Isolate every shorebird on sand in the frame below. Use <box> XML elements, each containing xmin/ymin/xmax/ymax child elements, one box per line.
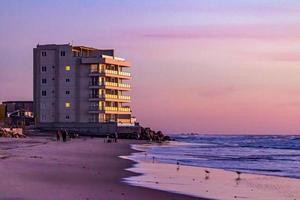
<box><xmin>205</xmin><ymin>170</ymin><xmax>210</xmax><ymax>180</ymax></box>
<box><xmin>236</xmin><ymin>171</ymin><xmax>242</xmax><ymax>181</ymax></box>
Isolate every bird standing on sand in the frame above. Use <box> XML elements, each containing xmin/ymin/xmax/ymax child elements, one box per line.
<box><xmin>236</xmin><ymin>171</ymin><xmax>242</xmax><ymax>181</ymax></box>
<box><xmin>205</xmin><ymin>170</ymin><xmax>210</xmax><ymax>180</ymax></box>
<box><xmin>176</xmin><ymin>161</ymin><xmax>180</xmax><ymax>171</ymax></box>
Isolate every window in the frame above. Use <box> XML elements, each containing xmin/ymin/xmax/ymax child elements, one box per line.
<box><xmin>66</xmin><ymin>115</ymin><xmax>70</xmax><ymax>119</ymax></box>
<box><xmin>61</xmin><ymin>51</ymin><xmax>66</xmax><ymax>56</ymax></box>
<box><xmin>66</xmin><ymin>91</ymin><xmax>70</xmax><ymax>95</ymax></box>
<box><xmin>66</xmin><ymin>79</ymin><xmax>70</xmax><ymax>82</ymax></box>
<box><xmin>42</xmin><ymin>79</ymin><xmax>47</xmax><ymax>84</ymax></box>
<box><xmin>42</xmin><ymin>91</ymin><xmax>47</xmax><ymax>96</ymax></box>
<box><xmin>41</xmin><ymin>52</ymin><xmax>47</xmax><ymax>56</ymax></box>
<box><xmin>65</xmin><ymin>65</ymin><xmax>71</xmax><ymax>71</ymax></box>
<box><xmin>52</xmin><ymin>66</ymin><xmax>55</xmax><ymax>69</ymax></box>
<box><xmin>41</xmin><ymin>66</ymin><xmax>47</xmax><ymax>72</ymax></box>
<box><xmin>65</xmin><ymin>102</ymin><xmax>71</xmax><ymax>108</ymax></box>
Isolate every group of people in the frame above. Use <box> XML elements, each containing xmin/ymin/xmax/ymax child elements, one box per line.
<box><xmin>104</xmin><ymin>132</ymin><xmax>118</xmax><ymax>143</ymax></box>
<box><xmin>56</xmin><ymin>129</ymin><xmax>68</xmax><ymax>142</ymax></box>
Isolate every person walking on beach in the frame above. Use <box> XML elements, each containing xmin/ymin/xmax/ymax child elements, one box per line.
<box><xmin>56</xmin><ymin>130</ymin><xmax>61</xmax><ymax>141</ymax></box>
<box><xmin>62</xmin><ymin>130</ymin><xmax>67</xmax><ymax>142</ymax></box>
<box><xmin>114</xmin><ymin>131</ymin><xmax>118</xmax><ymax>143</ymax></box>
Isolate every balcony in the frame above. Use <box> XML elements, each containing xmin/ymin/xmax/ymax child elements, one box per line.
<box><xmin>89</xmin><ymin>94</ymin><xmax>131</xmax><ymax>102</ymax></box>
<box><xmin>89</xmin><ymin>70</ymin><xmax>131</xmax><ymax>79</ymax></box>
<box><xmin>89</xmin><ymin>82</ymin><xmax>131</xmax><ymax>90</ymax></box>
<box><xmin>88</xmin><ymin>106</ymin><xmax>131</xmax><ymax>114</ymax></box>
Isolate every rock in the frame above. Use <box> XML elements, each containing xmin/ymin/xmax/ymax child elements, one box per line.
<box><xmin>162</xmin><ymin>135</ymin><xmax>171</xmax><ymax>141</ymax></box>
<box><xmin>0</xmin><ymin>127</ymin><xmax>26</xmax><ymax>138</ymax></box>
<box><xmin>139</xmin><ymin>127</ymin><xmax>171</xmax><ymax>142</ymax></box>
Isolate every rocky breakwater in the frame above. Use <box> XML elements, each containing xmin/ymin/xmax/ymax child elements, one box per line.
<box><xmin>139</xmin><ymin>127</ymin><xmax>171</xmax><ymax>142</ymax></box>
<box><xmin>0</xmin><ymin>128</ymin><xmax>26</xmax><ymax>138</ymax></box>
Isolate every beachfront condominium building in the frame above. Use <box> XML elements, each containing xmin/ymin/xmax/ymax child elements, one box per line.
<box><xmin>33</xmin><ymin>44</ymin><xmax>138</xmax><ymax>134</ymax></box>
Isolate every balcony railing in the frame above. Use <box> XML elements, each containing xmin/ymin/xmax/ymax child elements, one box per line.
<box><xmin>118</xmin><ymin>71</ymin><xmax>131</xmax><ymax>77</ymax></box>
<box><xmin>89</xmin><ymin>70</ymin><xmax>131</xmax><ymax>77</ymax></box>
<box><xmin>104</xmin><ymin>82</ymin><xmax>118</xmax><ymax>87</ymax></box>
<box><xmin>118</xmin><ymin>95</ymin><xmax>131</xmax><ymax>100</ymax></box>
<box><xmin>104</xmin><ymin>69</ymin><xmax>118</xmax><ymax>75</ymax></box>
<box><xmin>105</xmin><ymin>94</ymin><xmax>118</xmax><ymax>99</ymax></box>
<box><xmin>89</xmin><ymin>106</ymin><xmax>131</xmax><ymax>112</ymax></box>
<box><xmin>89</xmin><ymin>82</ymin><xmax>131</xmax><ymax>89</ymax></box>
<box><xmin>118</xmin><ymin>83</ymin><xmax>131</xmax><ymax>88</ymax></box>
<box><xmin>89</xmin><ymin>94</ymin><xmax>131</xmax><ymax>101</ymax></box>
<box><xmin>118</xmin><ymin>107</ymin><xmax>131</xmax><ymax>112</ymax></box>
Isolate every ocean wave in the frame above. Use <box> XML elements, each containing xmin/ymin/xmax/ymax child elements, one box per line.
<box><xmin>134</xmin><ymin>134</ymin><xmax>300</xmax><ymax>179</ymax></box>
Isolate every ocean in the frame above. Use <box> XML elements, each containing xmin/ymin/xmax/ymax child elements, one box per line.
<box><xmin>131</xmin><ymin>134</ymin><xmax>300</xmax><ymax>179</ymax></box>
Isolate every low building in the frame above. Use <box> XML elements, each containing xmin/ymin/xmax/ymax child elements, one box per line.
<box><xmin>1</xmin><ymin>101</ymin><xmax>34</xmax><ymax>127</ymax></box>
<box><xmin>2</xmin><ymin>101</ymin><xmax>33</xmax><ymax>115</ymax></box>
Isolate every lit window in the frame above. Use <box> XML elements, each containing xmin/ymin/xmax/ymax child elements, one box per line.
<box><xmin>65</xmin><ymin>102</ymin><xmax>71</xmax><ymax>108</ymax></box>
<box><xmin>65</xmin><ymin>66</ymin><xmax>71</xmax><ymax>71</ymax></box>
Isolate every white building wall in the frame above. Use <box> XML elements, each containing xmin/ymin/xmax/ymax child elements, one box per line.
<box><xmin>39</xmin><ymin>50</ymin><xmax>56</xmax><ymax>123</ymax></box>
<box><xmin>57</xmin><ymin>46</ymin><xmax>77</xmax><ymax>122</ymax></box>
<box><xmin>78</xmin><ymin>64</ymin><xmax>91</xmax><ymax>123</ymax></box>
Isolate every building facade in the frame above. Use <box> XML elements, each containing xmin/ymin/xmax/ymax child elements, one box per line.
<box><xmin>33</xmin><ymin>44</ymin><xmax>138</xmax><ymax>135</ymax></box>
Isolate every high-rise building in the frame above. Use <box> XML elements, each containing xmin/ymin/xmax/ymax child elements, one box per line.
<box><xmin>33</xmin><ymin>44</ymin><xmax>138</xmax><ymax>134</ymax></box>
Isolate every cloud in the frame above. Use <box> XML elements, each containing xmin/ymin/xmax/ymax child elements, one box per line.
<box><xmin>174</xmin><ymin>85</ymin><xmax>239</xmax><ymax>99</ymax></box>
<box><xmin>141</xmin><ymin>24</ymin><xmax>300</xmax><ymax>40</ymax></box>
<box><xmin>153</xmin><ymin>1</ymin><xmax>300</xmax><ymax>15</ymax></box>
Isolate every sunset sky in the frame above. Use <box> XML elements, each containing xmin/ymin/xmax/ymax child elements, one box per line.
<box><xmin>1</xmin><ymin>0</ymin><xmax>300</xmax><ymax>134</ymax></box>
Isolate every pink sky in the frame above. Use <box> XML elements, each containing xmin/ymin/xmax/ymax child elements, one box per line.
<box><xmin>1</xmin><ymin>0</ymin><xmax>300</xmax><ymax>134</ymax></box>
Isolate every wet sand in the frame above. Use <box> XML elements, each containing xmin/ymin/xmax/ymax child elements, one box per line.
<box><xmin>124</xmin><ymin>159</ymin><xmax>300</xmax><ymax>200</ymax></box>
<box><xmin>0</xmin><ymin>137</ymin><xmax>205</xmax><ymax>200</ymax></box>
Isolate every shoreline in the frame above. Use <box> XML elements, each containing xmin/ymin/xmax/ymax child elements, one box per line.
<box><xmin>0</xmin><ymin>137</ymin><xmax>205</xmax><ymax>200</ymax></box>
<box><xmin>124</xmin><ymin>143</ymin><xmax>300</xmax><ymax>200</ymax></box>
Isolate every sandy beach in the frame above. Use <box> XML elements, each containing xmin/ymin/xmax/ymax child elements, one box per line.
<box><xmin>0</xmin><ymin>137</ymin><xmax>202</xmax><ymax>200</ymax></box>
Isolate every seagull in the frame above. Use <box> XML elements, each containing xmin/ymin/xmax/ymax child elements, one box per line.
<box><xmin>205</xmin><ymin>170</ymin><xmax>210</xmax><ymax>180</ymax></box>
<box><xmin>236</xmin><ymin>171</ymin><xmax>242</xmax><ymax>181</ymax></box>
